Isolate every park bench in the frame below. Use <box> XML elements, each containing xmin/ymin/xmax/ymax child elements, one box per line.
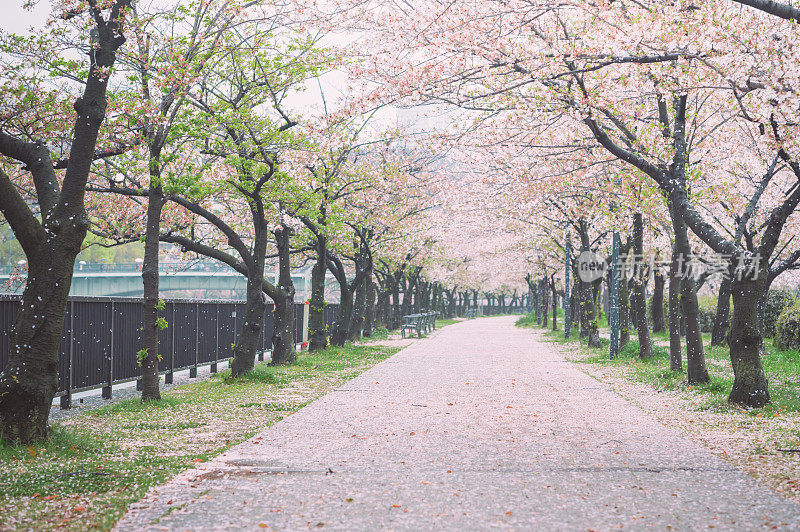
<box><xmin>401</xmin><ymin>311</ymin><xmax>438</xmax><ymax>338</ymax></box>
<box><xmin>465</xmin><ymin>308</ymin><xmax>477</xmax><ymax>319</ymax></box>
<box><xmin>401</xmin><ymin>314</ymin><xmax>423</xmax><ymax>338</ymax></box>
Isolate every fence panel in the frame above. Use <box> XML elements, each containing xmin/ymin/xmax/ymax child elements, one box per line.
<box><xmin>71</xmin><ymin>300</ymin><xmax>112</xmax><ymax>390</ymax></box>
<box><xmin>324</xmin><ymin>304</ymin><xmax>339</xmax><ymax>336</ymax></box>
<box><xmin>158</xmin><ymin>302</ymin><xmax>175</xmax><ymax>373</ymax></box>
<box><xmin>173</xmin><ymin>301</ymin><xmax>198</xmax><ymax>370</ymax></box>
<box><xmin>0</xmin><ymin>297</ymin><xmax>17</xmax><ymax>369</ymax></box>
<box><xmin>197</xmin><ymin>303</ymin><xmax>218</xmax><ymax>365</ymax></box>
<box><xmin>57</xmin><ymin>304</ymin><xmax>71</xmax><ymax>395</ymax></box>
<box><xmin>294</xmin><ymin>303</ymin><xmax>304</xmax><ymax>342</ymax></box>
<box><xmin>112</xmin><ymin>300</ymin><xmax>143</xmax><ymax>384</ymax></box>
<box><xmin>0</xmin><ymin>295</ymin><xmax>343</xmax><ymax>406</ymax></box>
<box><xmin>217</xmin><ymin>302</ymin><xmax>238</xmax><ymax>360</ymax></box>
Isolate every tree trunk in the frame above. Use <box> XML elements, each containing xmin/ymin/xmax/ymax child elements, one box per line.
<box><xmin>140</xmin><ymin>184</ymin><xmax>163</xmax><ymax>401</ymax></box>
<box><xmin>230</xmin><ymin>271</ymin><xmax>268</xmax><ymax>376</ymax></box>
<box><xmin>571</xmin><ymin>278</ymin><xmax>581</xmax><ymax>331</ymax></box>
<box><xmin>581</xmin><ymin>280</ymin><xmax>602</xmax><ymax>347</ymax></box>
<box><xmin>270</xmin><ymin>225</ymin><xmax>296</xmax><ymax>365</ymax></box>
<box><xmin>651</xmin><ymin>266</ymin><xmax>666</xmax><ymax>334</ymax></box>
<box><xmin>542</xmin><ymin>278</ymin><xmax>549</xmax><ymax>328</ymax></box>
<box><xmin>446</xmin><ymin>291</ymin><xmax>456</xmax><ymax>318</ymax></box>
<box><xmin>0</xmin><ymin>0</ymin><xmax>131</xmax><ymax>444</ymax></box>
<box><xmin>401</xmin><ymin>277</ymin><xmax>413</xmax><ymax>317</ymax></box>
<box><xmin>671</xmin><ymin>199</ymin><xmax>709</xmax><ymax>384</ymax></box>
<box><xmin>711</xmin><ymin>276</ymin><xmax>732</xmax><ymax>347</ymax></box>
<box><xmin>632</xmin><ymin>213</ymin><xmax>653</xmax><ymax>359</ymax></box>
<box><xmin>0</xmin><ymin>244</ymin><xmax>81</xmax><ymax>444</ymax></box>
<box><xmin>620</xmin><ymin>271</ymin><xmax>631</xmax><ymax>346</ymax></box>
<box><xmin>551</xmin><ymin>281</ymin><xmax>558</xmax><ymax>331</ymax></box>
<box><xmin>363</xmin><ymin>275</ymin><xmax>376</xmax><ymax>337</ymax></box>
<box><xmin>348</xmin><ymin>274</ymin><xmax>367</xmax><ymax>341</ymax></box>
<box><xmin>332</xmin><ymin>286</ymin><xmax>353</xmax><ymax>347</ymax></box>
<box><xmin>682</xmin><ymin>276</ymin><xmax>708</xmax><ymax>383</ymax></box>
<box><xmin>668</xmin><ymin>254</ymin><xmax>683</xmax><ymax>371</ymax></box>
<box><xmin>308</xmin><ymin>237</ymin><xmax>328</xmax><ymax>352</ymax></box>
<box><xmin>391</xmin><ymin>280</ymin><xmax>401</xmax><ymax>328</ymax></box>
<box><xmin>728</xmin><ymin>272</ymin><xmax>770</xmax><ymax>407</ymax></box>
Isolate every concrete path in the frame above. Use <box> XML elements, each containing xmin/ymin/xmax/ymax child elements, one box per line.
<box><xmin>115</xmin><ymin>316</ymin><xmax>800</xmax><ymax>531</ymax></box>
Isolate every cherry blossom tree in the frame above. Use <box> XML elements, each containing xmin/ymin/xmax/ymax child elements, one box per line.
<box><xmin>0</xmin><ymin>0</ymin><xmax>133</xmax><ymax>444</ymax></box>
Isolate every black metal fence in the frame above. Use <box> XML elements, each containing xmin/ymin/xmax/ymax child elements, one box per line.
<box><xmin>0</xmin><ymin>295</ymin><xmax>340</xmax><ymax>408</ymax></box>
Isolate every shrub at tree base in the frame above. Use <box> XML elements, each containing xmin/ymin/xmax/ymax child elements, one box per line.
<box><xmin>657</xmin><ymin>294</ymin><xmax>719</xmax><ymax>333</ymax></box>
<box><xmin>763</xmin><ymin>289</ymin><xmax>797</xmax><ymax>338</ymax></box>
<box><xmin>775</xmin><ymin>301</ymin><xmax>800</xmax><ymax>352</ymax></box>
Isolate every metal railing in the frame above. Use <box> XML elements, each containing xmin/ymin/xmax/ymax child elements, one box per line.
<box><xmin>0</xmin><ymin>295</ymin><xmax>340</xmax><ymax>408</ymax></box>
<box><xmin>0</xmin><ymin>260</ymin><xmax>309</xmax><ymax>275</ymax></box>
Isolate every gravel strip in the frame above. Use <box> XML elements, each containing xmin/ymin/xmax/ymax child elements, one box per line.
<box><xmin>114</xmin><ymin>316</ymin><xmax>800</xmax><ymax>531</ymax></box>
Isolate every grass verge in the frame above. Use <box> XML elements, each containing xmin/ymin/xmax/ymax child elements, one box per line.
<box><xmin>0</xmin><ymin>343</ymin><xmax>400</xmax><ymax>531</ymax></box>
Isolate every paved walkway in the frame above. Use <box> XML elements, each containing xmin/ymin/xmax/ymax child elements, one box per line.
<box><xmin>115</xmin><ymin>316</ymin><xmax>800</xmax><ymax>531</ymax></box>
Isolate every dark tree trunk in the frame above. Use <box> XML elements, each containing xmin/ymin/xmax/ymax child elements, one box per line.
<box><xmin>0</xmin><ymin>243</ymin><xmax>81</xmax><ymax>444</ymax></box>
<box><xmin>363</xmin><ymin>276</ymin><xmax>376</xmax><ymax>337</ymax></box>
<box><xmin>628</xmin><ymin>278</ymin><xmax>639</xmax><ymax>330</ymax></box>
<box><xmin>140</xmin><ymin>184</ymin><xmax>163</xmax><ymax>401</ymax></box>
<box><xmin>446</xmin><ymin>290</ymin><xmax>456</xmax><ymax>318</ymax></box>
<box><xmin>231</xmin><ymin>270</ymin><xmax>268</xmax><ymax>375</ymax></box>
<box><xmin>665</xmin><ymin>190</ymin><xmax>710</xmax><ymax>383</ymax></box>
<box><xmin>542</xmin><ymin>278</ymin><xmax>549</xmax><ymax>328</ymax></box>
<box><xmin>619</xmin><ymin>240</ymin><xmax>631</xmax><ymax>347</ymax></box>
<box><xmin>270</xmin><ymin>225</ymin><xmax>296</xmax><ymax>365</ymax></box>
<box><xmin>551</xmin><ymin>278</ymin><xmax>558</xmax><ymax>331</ymax></box>
<box><xmin>651</xmin><ymin>265</ymin><xmax>666</xmax><ymax>334</ymax></box>
<box><xmin>682</xmin><ymin>274</ymin><xmax>709</xmax><ymax>383</ymax></box>
<box><xmin>632</xmin><ymin>213</ymin><xmax>653</xmax><ymax>359</ymax></box>
<box><xmin>570</xmin><ymin>277</ymin><xmax>581</xmax><ymax>331</ymax></box>
<box><xmin>671</xmin><ymin>205</ymin><xmax>709</xmax><ymax>384</ymax></box>
<box><xmin>308</xmin><ymin>236</ymin><xmax>328</xmax><ymax>351</ymax></box>
<box><xmin>332</xmin><ymin>286</ymin><xmax>353</xmax><ymax>347</ymax></box>
<box><xmin>668</xmin><ymin>252</ymin><xmax>683</xmax><ymax>371</ymax></box>
<box><xmin>620</xmin><ymin>276</ymin><xmax>630</xmax><ymax>346</ymax></box>
<box><xmin>391</xmin><ymin>280</ymin><xmax>401</xmax><ymax>327</ymax></box>
<box><xmin>711</xmin><ymin>276</ymin><xmax>732</xmax><ymax>347</ymax></box>
<box><xmin>348</xmin><ymin>274</ymin><xmax>367</xmax><ymax>341</ymax></box>
<box><xmin>728</xmin><ymin>271</ymin><xmax>770</xmax><ymax>407</ymax></box>
<box><xmin>401</xmin><ymin>277</ymin><xmax>413</xmax><ymax>317</ymax></box>
<box><xmin>582</xmin><ymin>280</ymin><xmax>602</xmax><ymax>347</ymax></box>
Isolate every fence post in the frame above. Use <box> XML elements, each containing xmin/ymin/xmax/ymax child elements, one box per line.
<box><xmin>60</xmin><ymin>300</ymin><xmax>73</xmax><ymax>410</ymax></box>
<box><xmin>190</xmin><ymin>301</ymin><xmax>199</xmax><ymax>378</ymax></box>
<box><xmin>258</xmin><ymin>306</ymin><xmax>264</xmax><ymax>362</ymax></box>
<box><xmin>102</xmin><ymin>302</ymin><xmax>114</xmax><ymax>399</ymax></box>
<box><xmin>211</xmin><ymin>303</ymin><xmax>218</xmax><ymax>373</ymax></box>
<box><xmin>302</xmin><ymin>301</ymin><xmax>309</xmax><ymax>344</ymax></box>
<box><xmin>165</xmin><ymin>302</ymin><xmax>174</xmax><ymax>384</ymax></box>
<box><xmin>564</xmin><ymin>234</ymin><xmax>572</xmax><ymax>339</ymax></box>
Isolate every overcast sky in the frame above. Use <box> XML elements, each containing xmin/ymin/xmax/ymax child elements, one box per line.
<box><xmin>0</xmin><ymin>1</ymin><xmax>49</xmax><ymax>35</ymax></box>
<box><xmin>0</xmin><ymin>1</ymin><xmax>437</xmax><ymax>135</ymax></box>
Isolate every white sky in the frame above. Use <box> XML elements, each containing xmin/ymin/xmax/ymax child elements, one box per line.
<box><xmin>0</xmin><ymin>1</ymin><xmax>49</xmax><ymax>34</ymax></box>
<box><xmin>0</xmin><ymin>1</ymin><xmax>448</xmax><ymax>135</ymax></box>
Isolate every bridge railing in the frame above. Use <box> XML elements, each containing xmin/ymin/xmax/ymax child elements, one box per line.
<box><xmin>0</xmin><ymin>295</ymin><xmax>340</xmax><ymax>408</ymax></box>
<box><xmin>0</xmin><ymin>260</ymin><xmax>293</xmax><ymax>275</ymax></box>
<box><xmin>481</xmin><ymin>305</ymin><xmax>529</xmax><ymax>316</ymax></box>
